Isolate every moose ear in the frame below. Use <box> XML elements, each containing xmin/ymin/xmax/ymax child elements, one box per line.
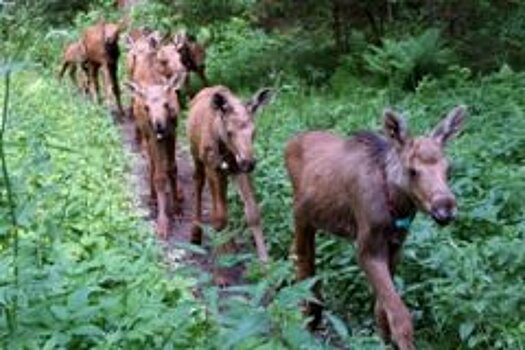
<box><xmin>247</xmin><ymin>88</ymin><xmax>274</xmax><ymax>115</ymax></box>
<box><xmin>383</xmin><ymin>109</ymin><xmax>409</xmax><ymax>148</ymax></box>
<box><xmin>431</xmin><ymin>105</ymin><xmax>466</xmax><ymax>146</ymax></box>
<box><xmin>124</xmin><ymin>34</ymin><xmax>134</xmax><ymax>50</ymax></box>
<box><xmin>147</xmin><ymin>31</ymin><xmax>161</xmax><ymax>49</ymax></box>
<box><xmin>173</xmin><ymin>32</ymin><xmax>185</xmax><ymax>49</ymax></box>
<box><xmin>211</xmin><ymin>92</ymin><xmax>229</xmax><ymax>115</ymax></box>
<box><xmin>125</xmin><ymin>81</ymin><xmax>144</xmax><ymax>99</ymax></box>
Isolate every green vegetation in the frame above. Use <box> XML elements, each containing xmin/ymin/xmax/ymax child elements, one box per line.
<box><xmin>2</xmin><ymin>1</ymin><xmax>525</xmax><ymax>349</ymax></box>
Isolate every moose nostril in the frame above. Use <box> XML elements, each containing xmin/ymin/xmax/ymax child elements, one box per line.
<box><xmin>249</xmin><ymin>159</ymin><xmax>257</xmax><ymax>171</ymax></box>
<box><xmin>431</xmin><ymin>198</ymin><xmax>457</xmax><ymax>225</ymax></box>
<box><xmin>239</xmin><ymin>159</ymin><xmax>256</xmax><ymax>173</ymax></box>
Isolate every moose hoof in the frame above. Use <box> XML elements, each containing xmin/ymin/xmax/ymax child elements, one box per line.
<box><xmin>176</xmin><ymin>187</ymin><xmax>184</xmax><ymax>202</ymax></box>
<box><xmin>156</xmin><ymin>219</ymin><xmax>170</xmax><ymax>240</ymax></box>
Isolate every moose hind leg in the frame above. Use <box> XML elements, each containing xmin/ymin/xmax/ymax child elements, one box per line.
<box><xmin>190</xmin><ymin>160</ymin><xmax>205</xmax><ymax>244</ymax></box>
<box><xmin>293</xmin><ymin>215</ymin><xmax>321</xmax><ymax>329</ymax></box>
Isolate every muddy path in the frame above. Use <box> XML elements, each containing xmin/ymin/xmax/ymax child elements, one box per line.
<box><xmin>119</xmin><ymin>116</ymin><xmax>244</xmax><ymax>286</ymax></box>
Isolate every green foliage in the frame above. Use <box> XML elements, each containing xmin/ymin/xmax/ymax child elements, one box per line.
<box><xmin>0</xmin><ymin>70</ymin><xmax>212</xmax><ymax>348</ymax></box>
<box><xmin>363</xmin><ymin>29</ymin><xmax>455</xmax><ymax>90</ymax></box>
<box><xmin>207</xmin><ymin>18</ymin><xmax>339</xmax><ymax>90</ymax></box>
<box><xmin>246</xmin><ymin>66</ymin><xmax>525</xmax><ymax>349</ymax></box>
<box><xmin>3</xmin><ymin>1</ymin><xmax>525</xmax><ymax>349</ymax></box>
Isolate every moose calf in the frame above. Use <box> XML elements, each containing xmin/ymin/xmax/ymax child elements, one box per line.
<box><xmin>82</xmin><ymin>20</ymin><xmax>125</xmax><ymax>118</ymax></box>
<box><xmin>126</xmin><ymin>74</ymin><xmax>185</xmax><ymax>239</ymax></box>
<box><xmin>285</xmin><ymin>106</ymin><xmax>466</xmax><ymax>350</ymax></box>
<box><xmin>58</xmin><ymin>41</ymin><xmax>89</xmax><ymax>93</ymax></box>
<box><xmin>187</xmin><ymin>86</ymin><xmax>273</xmax><ymax>265</ymax></box>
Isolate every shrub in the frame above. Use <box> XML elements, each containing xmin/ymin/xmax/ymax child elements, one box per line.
<box><xmin>363</xmin><ymin>28</ymin><xmax>455</xmax><ymax>91</ymax></box>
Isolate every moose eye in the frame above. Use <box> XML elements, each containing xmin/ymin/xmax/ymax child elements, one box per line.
<box><xmin>164</xmin><ymin>102</ymin><xmax>169</xmax><ymax>110</ymax></box>
<box><xmin>408</xmin><ymin>168</ymin><xmax>418</xmax><ymax>178</ymax></box>
<box><xmin>144</xmin><ymin>105</ymin><xmax>150</xmax><ymax>113</ymax></box>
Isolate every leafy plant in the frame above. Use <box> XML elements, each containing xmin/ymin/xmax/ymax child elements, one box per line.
<box><xmin>363</xmin><ymin>29</ymin><xmax>455</xmax><ymax>90</ymax></box>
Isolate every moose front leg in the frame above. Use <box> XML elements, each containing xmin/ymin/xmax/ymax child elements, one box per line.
<box><xmin>206</xmin><ymin>169</ymin><xmax>228</xmax><ymax>231</ymax></box>
<box><xmin>234</xmin><ymin>174</ymin><xmax>268</xmax><ymax>263</ymax></box>
<box><xmin>101</xmin><ymin>63</ymin><xmax>124</xmax><ymax>119</ymax></box>
<box><xmin>358</xmin><ymin>238</ymin><xmax>414</xmax><ymax>350</ymax></box>
<box><xmin>153</xmin><ymin>171</ymin><xmax>171</xmax><ymax>240</ymax></box>
<box><xmin>374</xmin><ymin>242</ymin><xmax>402</xmax><ymax>342</ymax></box>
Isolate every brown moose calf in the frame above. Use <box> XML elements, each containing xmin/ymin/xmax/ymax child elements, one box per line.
<box><xmin>187</xmin><ymin>86</ymin><xmax>273</xmax><ymax>264</ymax></box>
<box><xmin>285</xmin><ymin>106</ymin><xmax>466</xmax><ymax>350</ymax></box>
<box><xmin>58</xmin><ymin>41</ymin><xmax>89</xmax><ymax>93</ymax></box>
<box><xmin>126</xmin><ymin>74</ymin><xmax>185</xmax><ymax>239</ymax></box>
<box><xmin>82</xmin><ymin>20</ymin><xmax>125</xmax><ymax>118</ymax></box>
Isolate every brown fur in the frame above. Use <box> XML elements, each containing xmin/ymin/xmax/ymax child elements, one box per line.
<box><xmin>125</xmin><ymin>31</ymin><xmax>162</xmax><ymax>146</ymax></box>
<box><xmin>285</xmin><ymin>106</ymin><xmax>466</xmax><ymax>350</ymax></box>
<box><xmin>81</xmin><ymin>20</ymin><xmax>125</xmax><ymax>118</ymax></box>
<box><xmin>126</xmin><ymin>31</ymin><xmax>160</xmax><ymax>83</ymax></box>
<box><xmin>127</xmin><ymin>74</ymin><xmax>185</xmax><ymax>239</ymax></box>
<box><xmin>187</xmin><ymin>85</ymin><xmax>273</xmax><ymax>269</ymax></box>
<box><xmin>156</xmin><ymin>40</ymin><xmax>189</xmax><ymax>92</ymax></box>
<box><xmin>176</xmin><ymin>32</ymin><xmax>209</xmax><ymax>94</ymax></box>
<box><xmin>58</xmin><ymin>41</ymin><xmax>89</xmax><ymax>93</ymax></box>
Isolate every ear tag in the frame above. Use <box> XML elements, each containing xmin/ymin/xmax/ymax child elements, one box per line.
<box><xmin>394</xmin><ymin>214</ymin><xmax>415</xmax><ymax>231</ymax></box>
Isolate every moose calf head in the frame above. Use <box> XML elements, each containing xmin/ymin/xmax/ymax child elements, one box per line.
<box><xmin>384</xmin><ymin>105</ymin><xmax>466</xmax><ymax>225</ymax></box>
<box><xmin>126</xmin><ymin>74</ymin><xmax>185</xmax><ymax>140</ymax></box>
<box><xmin>211</xmin><ymin>88</ymin><xmax>273</xmax><ymax>173</ymax></box>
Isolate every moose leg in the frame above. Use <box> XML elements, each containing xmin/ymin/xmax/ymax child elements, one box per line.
<box><xmin>293</xmin><ymin>215</ymin><xmax>321</xmax><ymax>328</ymax></box>
<box><xmin>234</xmin><ymin>173</ymin><xmax>268</xmax><ymax>263</ymax></box>
<box><xmin>207</xmin><ymin>169</ymin><xmax>228</xmax><ymax>231</ymax></box>
<box><xmin>87</xmin><ymin>63</ymin><xmax>100</xmax><ymax>104</ymax></box>
<box><xmin>102</xmin><ymin>63</ymin><xmax>124</xmax><ymax>119</ymax></box>
<box><xmin>207</xmin><ymin>170</ymin><xmax>235</xmax><ymax>286</ymax></box>
<box><xmin>167</xmin><ymin>136</ymin><xmax>183</xmax><ymax>217</ymax></box>
<box><xmin>153</xmin><ymin>162</ymin><xmax>171</xmax><ymax>240</ymax></box>
<box><xmin>109</xmin><ymin>62</ymin><xmax>124</xmax><ymax>119</ymax></box>
<box><xmin>69</xmin><ymin>64</ymin><xmax>78</xmax><ymax>87</ymax></box>
<box><xmin>58</xmin><ymin>62</ymin><xmax>69</xmax><ymax>80</ymax></box>
<box><xmin>80</xmin><ymin>62</ymin><xmax>90</xmax><ymax>95</ymax></box>
<box><xmin>357</xmin><ymin>238</ymin><xmax>414</xmax><ymax>350</ymax></box>
<box><xmin>190</xmin><ymin>159</ymin><xmax>205</xmax><ymax>244</ymax></box>
<box><xmin>375</xmin><ymin>242</ymin><xmax>404</xmax><ymax>341</ymax></box>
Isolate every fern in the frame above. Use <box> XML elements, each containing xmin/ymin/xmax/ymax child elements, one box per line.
<box><xmin>364</xmin><ymin>29</ymin><xmax>455</xmax><ymax>90</ymax></box>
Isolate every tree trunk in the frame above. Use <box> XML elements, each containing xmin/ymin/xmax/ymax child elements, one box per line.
<box><xmin>331</xmin><ymin>0</ymin><xmax>345</xmax><ymax>54</ymax></box>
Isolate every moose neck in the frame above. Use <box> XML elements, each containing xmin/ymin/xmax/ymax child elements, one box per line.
<box><xmin>383</xmin><ymin>147</ymin><xmax>416</xmax><ymax>218</ymax></box>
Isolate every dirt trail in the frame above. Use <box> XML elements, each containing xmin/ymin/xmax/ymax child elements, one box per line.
<box><xmin>119</xmin><ymin>116</ymin><xmax>244</xmax><ymax>286</ymax></box>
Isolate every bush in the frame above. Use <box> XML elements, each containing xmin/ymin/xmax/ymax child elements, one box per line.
<box><xmin>363</xmin><ymin>28</ymin><xmax>455</xmax><ymax>91</ymax></box>
<box><xmin>0</xmin><ymin>69</ymin><xmax>211</xmax><ymax>348</ymax></box>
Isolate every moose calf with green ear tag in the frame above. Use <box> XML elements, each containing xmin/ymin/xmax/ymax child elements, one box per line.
<box><xmin>285</xmin><ymin>106</ymin><xmax>466</xmax><ymax>350</ymax></box>
<box><xmin>187</xmin><ymin>85</ymin><xmax>274</xmax><ymax>274</ymax></box>
<box><xmin>125</xmin><ymin>73</ymin><xmax>186</xmax><ymax>239</ymax></box>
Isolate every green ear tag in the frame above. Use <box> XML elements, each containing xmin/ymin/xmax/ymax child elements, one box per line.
<box><xmin>394</xmin><ymin>215</ymin><xmax>414</xmax><ymax>231</ymax></box>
